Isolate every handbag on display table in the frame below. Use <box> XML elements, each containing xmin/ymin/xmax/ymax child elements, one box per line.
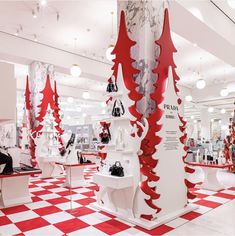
<box><xmin>99</xmin><ymin>122</ymin><xmax>111</xmax><ymax>144</ymax></box>
<box><xmin>109</xmin><ymin>161</ymin><xmax>124</xmax><ymax>177</ymax></box>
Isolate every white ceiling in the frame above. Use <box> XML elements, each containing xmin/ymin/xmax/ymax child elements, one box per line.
<box><xmin>0</xmin><ymin>0</ymin><xmax>234</xmax><ymax>124</ymax></box>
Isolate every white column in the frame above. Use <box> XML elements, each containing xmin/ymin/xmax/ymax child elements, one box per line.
<box><xmin>221</xmin><ymin>114</ymin><xmax>230</xmax><ymax>140</ymax></box>
<box><xmin>200</xmin><ymin>108</ymin><xmax>211</xmax><ymax>141</ymax></box>
<box><xmin>117</xmin><ymin>0</ymin><xmax>168</xmax><ymax>115</ymax></box>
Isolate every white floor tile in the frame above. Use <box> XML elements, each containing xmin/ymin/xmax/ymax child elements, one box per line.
<box><xmin>220</xmin><ymin>189</ymin><xmax>235</xmax><ymax>195</ymax></box>
<box><xmin>166</xmin><ymin>217</ymin><xmax>189</xmax><ymax>228</ymax></box>
<box><xmin>79</xmin><ymin>212</ymin><xmax>111</xmax><ymax>225</ymax></box>
<box><xmin>25</xmin><ymin>200</ymin><xmax>51</xmax><ymax>210</ymax></box>
<box><xmin>193</xmin><ymin>205</ymin><xmax>212</xmax><ymax>214</ymax></box>
<box><xmin>36</xmin><ymin>182</ymin><xmax>53</xmax><ymax>187</ymax></box>
<box><xmin>64</xmin><ymin>193</ymin><xmax>87</xmax><ymax>201</ymax></box>
<box><xmin>48</xmin><ymin>187</ymin><xmax>68</xmax><ymax>193</ymax></box>
<box><xmin>42</xmin><ymin>211</ymin><xmax>75</xmax><ymax>224</ymax></box>
<box><xmin>29</xmin><ymin>187</ymin><xmax>45</xmax><ymax>192</ymax></box>
<box><xmin>0</xmin><ymin>224</ymin><xmax>21</xmax><ymax>236</ymax></box>
<box><xmin>55</xmin><ymin>201</ymin><xmax>81</xmax><ymax>210</ymax></box>
<box><xmin>67</xmin><ymin>226</ymin><xmax>108</xmax><ymax>236</ymax></box>
<box><xmin>204</xmin><ymin>196</ymin><xmax>230</xmax><ymax>204</ymax></box>
<box><xmin>39</xmin><ymin>193</ymin><xmax>61</xmax><ymax>200</ymax></box>
<box><xmin>195</xmin><ymin>189</ymin><xmax>217</xmax><ymax>196</ymax></box>
<box><xmin>113</xmin><ymin>228</ymin><xmax>149</xmax><ymax>236</ymax></box>
<box><xmin>24</xmin><ymin>225</ymin><xmax>63</xmax><ymax>236</ymax></box>
<box><xmin>7</xmin><ymin>210</ymin><xmax>39</xmax><ymax>223</ymax></box>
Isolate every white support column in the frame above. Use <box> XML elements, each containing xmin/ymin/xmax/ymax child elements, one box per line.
<box><xmin>200</xmin><ymin>108</ymin><xmax>211</xmax><ymax>141</ymax></box>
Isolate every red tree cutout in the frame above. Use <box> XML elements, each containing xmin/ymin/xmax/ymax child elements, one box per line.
<box><xmin>24</xmin><ymin>76</ymin><xmax>37</xmax><ymax>167</ymax></box>
<box><xmin>110</xmin><ymin>10</ymin><xmax>143</xmax><ymax>126</ymax></box>
<box><xmin>53</xmin><ymin>81</ymin><xmax>64</xmax><ymax>147</ymax></box>
<box><xmin>34</xmin><ymin>75</ymin><xmax>55</xmax><ymax>133</ymax></box>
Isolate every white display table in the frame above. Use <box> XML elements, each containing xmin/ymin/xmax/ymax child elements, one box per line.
<box><xmin>0</xmin><ymin>170</ymin><xmax>41</xmax><ymax>207</ymax></box>
<box><xmin>56</xmin><ymin>162</ymin><xmax>95</xmax><ymax>188</ymax></box>
<box><xmin>187</xmin><ymin>162</ymin><xmax>234</xmax><ymax>191</ymax></box>
<box><xmin>38</xmin><ymin>156</ymin><xmax>63</xmax><ymax>178</ymax></box>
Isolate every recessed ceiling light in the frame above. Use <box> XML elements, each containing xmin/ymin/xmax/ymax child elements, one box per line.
<box><xmin>102</xmin><ymin>109</ymin><xmax>106</xmax><ymax>114</ymax></box>
<box><xmin>220</xmin><ymin>108</ymin><xmax>226</xmax><ymax>114</ymax></box>
<box><xmin>228</xmin><ymin>0</ymin><xmax>235</xmax><ymax>8</ymax></box>
<box><xmin>231</xmin><ymin>111</ymin><xmax>234</xmax><ymax>116</ymax></box>
<box><xmin>82</xmin><ymin>113</ymin><xmax>87</xmax><ymax>117</ymax></box>
<box><xmin>76</xmin><ymin>107</ymin><xmax>82</xmax><ymax>112</ymax></box>
<box><xmin>67</xmin><ymin>115</ymin><xmax>71</xmax><ymax>120</ymax></box>
<box><xmin>208</xmin><ymin>107</ymin><xmax>214</xmax><ymax>113</ymax></box>
<box><xmin>193</xmin><ymin>43</ymin><xmax>197</xmax><ymax>47</ymax></box>
<box><xmin>67</xmin><ymin>97</ymin><xmax>74</xmax><ymax>103</ymax></box>
<box><xmin>185</xmin><ymin>95</ymin><xmax>192</xmax><ymax>102</ymax></box>
<box><xmin>196</xmin><ymin>79</ymin><xmax>206</xmax><ymax>89</ymax></box>
<box><xmin>220</xmin><ymin>88</ymin><xmax>229</xmax><ymax>97</ymax></box>
<box><xmin>211</xmin><ymin>118</ymin><xmax>214</xmax><ymax>122</ymax></box>
<box><xmin>219</xmin><ymin>120</ymin><xmax>222</xmax><ymax>124</ymax></box>
<box><xmin>193</xmin><ymin>120</ymin><xmax>197</xmax><ymax>123</ymax></box>
<box><xmin>190</xmin><ymin>115</ymin><xmax>194</xmax><ymax>119</ymax></box>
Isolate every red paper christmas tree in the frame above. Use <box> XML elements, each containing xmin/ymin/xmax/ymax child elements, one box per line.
<box><xmin>24</xmin><ymin>76</ymin><xmax>37</xmax><ymax>167</ymax></box>
<box><xmin>110</xmin><ymin>11</ymin><xmax>143</xmax><ymax>126</ymax></box>
<box><xmin>34</xmin><ymin>75</ymin><xmax>56</xmax><ymax>133</ymax></box>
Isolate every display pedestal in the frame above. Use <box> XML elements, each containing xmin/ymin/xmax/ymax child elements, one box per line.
<box><xmin>38</xmin><ymin>156</ymin><xmax>63</xmax><ymax>178</ymax></box>
<box><xmin>57</xmin><ymin>163</ymin><xmax>95</xmax><ymax>188</ymax></box>
<box><xmin>90</xmin><ymin>202</ymin><xmax>198</xmax><ymax>230</ymax></box>
<box><xmin>187</xmin><ymin>163</ymin><xmax>233</xmax><ymax>191</ymax></box>
<box><xmin>0</xmin><ymin>171</ymin><xmax>41</xmax><ymax>207</ymax></box>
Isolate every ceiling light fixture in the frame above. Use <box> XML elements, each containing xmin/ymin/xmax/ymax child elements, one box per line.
<box><xmin>219</xmin><ymin>120</ymin><xmax>222</xmax><ymax>124</ymax></box>
<box><xmin>185</xmin><ymin>95</ymin><xmax>192</xmax><ymax>102</ymax></box>
<box><xmin>227</xmin><ymin>0</ymin><xmax>235</xmax><ymax>8</ymax></box>
<box><xmin>231</xmin><ymin>111</ymin><xmax>234</xmax><ymax>116</ymax></box>
<box><xmin>14</xmin><ymin>29</ymin><xmax>19</xmax><ymax>36</ymax></box>
<box><xmin>190</xmin><ymin>115</ymin><xmax>194</xmax><ymax>120</ymax></box>
<box><xmin>70</xmin><ymin>38</ymin><xmax>82</xmax><ymax>77</ymax></box>
<box><xmin>220</xmin><ymin>88</ymin><xmax>229</xmax><ymax>97</ymax></box>
<box><xmin>82</xmin><ymin>91</ymin><xmax>90</xmax><ymax>99</ymax></box>
<box><xmin>102</xmin><ymin>109</ymin><xmax>106</xmax><ymax>114</ymax></box>
<box><xmin>82</xmin><ymin>113</ymin><xmax>87</xmax><ymax>117</ymax></box>
<box><xmin>106</xmin><ymin>12</ymin><xmax>115</xmax><ymax>61</ymax></box>
<box><xmin>211</xmin><ymin>119</ymin><xmax>214</xmax><ymax>122</ymax></box>
<box><xmin>70</xmin><ymin>64</ymin><xmax>81</xmax><ymax>77</ymax></box>
<box><xmin>196</xmin><ymin>79</ymin><xmax>206</xmax><ymax>89</ymax></box>
<box><xmin>76</xmin><ymin>107</ymin><xmax>82</xmax><ymax>112</ymax></box>
<box><xmin>39</xmin><ymin>0</ymin><xmax>47</xmax><ymax>6</ymax></box>
<box><xmin>32</xmin><ymin>10</ymin><xmax>37</xmax><ymax>19</ymax></box>
<box><xmin>208</xmin><ymin>107</ymin><xmax>214</xmax><ymax>113</ymax></box>
<box><xmin>193</xmin><ymin>120</ymin><xmax>197</xmax><ymax>124</ymax></box>
<box><xmin>220</xmin><ymin>109</ymin><xmax>226</xmax><ymax>114</ymax></box>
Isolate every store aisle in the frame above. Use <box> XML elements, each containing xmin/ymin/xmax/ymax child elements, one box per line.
<box><xmin>0</xmin><ymin>167</ymin><xmax>234</xmax><ymax>236</ymax></box>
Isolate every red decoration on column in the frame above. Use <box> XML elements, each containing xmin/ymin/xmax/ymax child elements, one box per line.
<box><xmin>53</xmin><ymin>81</ymin><xmax>64</xmax><ymax>148</ymax></box>
<box><xmin>24</xmin><ymin>76</ymin><xmax>37</xmax><ymax>167</ymax></box>
<box><xmin>111</xmin><ymin>11</ymin><xmax>143</xmax><ymax>125</ymax></box>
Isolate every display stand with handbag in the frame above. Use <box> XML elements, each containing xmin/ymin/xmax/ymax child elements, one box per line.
<box><xmin>99</xmin><ymin>122</ymin><xmax>111</xmax><ymax>144</ymax></box>
<box><xmin>106</xmin><ymin>75</ymin><xmax>118</xmax><ymax>93</ymax></box>
<box><xmin>112</xmin><ymin>99</ymin><xmax>125</xmax><ymax>117</ymax></box>
<box><xmin>109</xmin><ymin>161</ymin><xmax>124</xmax><ymax>177</ymax></box>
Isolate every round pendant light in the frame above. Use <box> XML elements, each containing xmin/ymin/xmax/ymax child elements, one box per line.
<box><xmin>70</xmin><ymin>64</ymin><xmax>81</xmax><ymax>77</ymax></box>
<box><xmin>106</xmin><ymin>44</ymin><xmax>115</xmax><ymax>61</ymax></box>
<box><xmin>196</xmin><ymin>79</ymin><xmax>206</xmax><ymax>89</ymax></box>
<box><xmin>220</xmin><ymin>109</ymin><xmax>226</xmax><ymax>114</ymax></box>
<box><xmin>231</xmin><ymin>111</ymin><xmax>234</xmax><ymax>116</ymax></box>
<box><xmin>185</xmin><ymin>95</ymin><xmax>192</xmax><ymax>102</ymax></box>
<box><xmin>208</xmin><ymin>107</ymin><xmax>214</xmax><ymax>113</ymax></box>
<box><xmin>82</xmin><ymin>91</ymin><xmax>90</xmax><ymax>99</ymax></box>
<box><xmin>220</xmin><ymin>88</ymin><xmax>229</xmax><ymax>97</ymax></box>
<box><xmin>67</xmin><ymin>97</ymin><xmax>74</xmax><ymax>103</ymax></box>
<box><xmin>190</xmin><ymin>115</ymin><xmax>194</xmax><ymax>119</ymax></box>
<box><xmin>228</xmin><ymin>0</ymin><xmax>235</xmax><ymax>8</ymax></box>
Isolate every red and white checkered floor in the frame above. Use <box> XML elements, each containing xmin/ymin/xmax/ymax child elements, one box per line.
<box><xmin>0</xmin><ymin>167</ymin><xmax>235</xmax><ymax>236</ymax></box>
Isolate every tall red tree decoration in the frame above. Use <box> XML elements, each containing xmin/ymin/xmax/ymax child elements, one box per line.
<box><xmin>24</xmin><ymin>76</ymin><xmax>37</xmax><ymax>167</ymax></box>
<box><xmin>110</xmin><ymin>11</ymin><xmax>143</xmax><ymax>126</ymax></box>
<box><xmin>34</xmin><ymin>75</ymin><xmax>55</xmax><ymax>133</ymax></box>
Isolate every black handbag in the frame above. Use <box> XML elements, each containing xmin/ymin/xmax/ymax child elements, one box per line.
<box><xmin>106</xmin><ymin>76</ymin><xmax>118</xmax><ymax>93</ymax></box>
<box><xmin>112</xmin><ymin>100</ymin><xmax>125</xmax><ymax>117</ymax></box>
<box><xmin>109</xmin><ymin>161</ymin><xmax>124</xmax><ymax>177</ymax></box>
<box><xmin>99</xmin><ymin>123</ymin><xmax>111</xmax><ymax>144</ymax></box>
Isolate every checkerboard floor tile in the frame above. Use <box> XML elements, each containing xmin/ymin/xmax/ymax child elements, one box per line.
<box><xmin>0</xmin><ymin>166</ymin><xmax>235</xmax><ymax>236</ymax></box>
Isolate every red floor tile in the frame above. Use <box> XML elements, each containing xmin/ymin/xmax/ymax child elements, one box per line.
<box><xmin>65</xmin><ymin>206</ymin><xmax>95</xmax><ymax>217</ymax></box>
<box><xmin>214</xmin><ymin>192</ymin><xmax>235</xmax><ymax>199</ymax></box>
<box><xmin>94</xmin><ymin>219</ymin><xmax>130</xmax><ymax>235</ymax></box>
<box><xmin>56</xmin><ymin>190</ymin><xmax>77</xmax><ymax>197</ymax></box>
<box><xmin>54</xmin><ymin>218</ymin><xmax>89</xmax><ymax>233</ymax></box>
<box><xmin>81</xmin><ymin>191</ymin><xmax>95</xmax><ymax>197</ymax></box>
<box><xmin>180</xmin><ymin>211</ymin><xmax>202</xmax><ymax>220</ymax></box>
<box><xmin>47</xmin><ymin>197</ymin><xmax>70</xmax><ymax>205</ymax></box>
<box><xmin>15</xmin><ymin>217</ymin><xmax>50</xmax><ymax>232</ymax></box>
<box><xmin>228</xmin><ymin>187</ymin><xmax>235</xmax><ymax>191</ymax></box>
<box><xmin>0</xmin><ymin>216</ymin><xmax>12</xmax><ymax>226</ymax></box>
<box><xmin>32</xmin><ymin>190</ymin><xmax>52</xmax><ymax>196</ymax></box>
<box><xmin>34</xmin><ymin>205</ymin><xmax>61</xmax><ymax>216</ymax></box>
<box><xmin>31</xmin><ymin>196</ymin><xmax>42</xmax><ymax>202</ymax></box>
<box><xmin>99</xmin><ymin>210</ymin><xmax>116</xmax><ymax>218</ymax></box>
<box><xmin>194</xmin><ymin>193</ymin><xmax>209</xmax><ymax>199</ymax></box>
<box><xmin>135</xmin><ymin>224</ymin><xmax>174</xmax><ymax>235</ymax></box>
<box><xmin>1</xmin><ymin>205</ymin><xmax>29</xmax><ymax>215</ymax></box>
<box><xmin>76</xmin><ymin>197</ymin><xmax>96</xmax><ymax>205</ymax></box>
<box><xmin>194</xmin><ymin>199</ymin><xmax>222</xmax><ymax>208</ymax></box>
